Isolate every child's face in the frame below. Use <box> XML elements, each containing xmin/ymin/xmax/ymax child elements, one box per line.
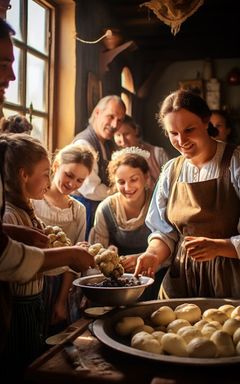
<box><xmin>114</xmin><ymin>164</ymin><xmax>148</xmax><ymax>202</ymax></box>
<box><xmin>114</xmin><ymin>123</ymin><xmax>139</xmax><ymax>148</ymax></box>
<box><xmin>22</xmin><ymin>158</ymin><xmax>50</xmax><ymax>200</ymax></box>
<box><xmin>53</xmin><ymin>162</ymin><xmax>90</xmax><ymax>195</ymax></box>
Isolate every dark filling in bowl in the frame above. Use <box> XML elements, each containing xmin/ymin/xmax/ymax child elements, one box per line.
<box><xmin>87</xmin><ymin>276</ymin><xmax>142</xmax><ymax>287</ymax></box>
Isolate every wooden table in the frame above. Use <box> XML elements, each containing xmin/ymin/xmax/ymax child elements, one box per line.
<box><xmin>25</xmin><ymin>317</ymin><xmax>240</xmax><ymax>384</ymax></box>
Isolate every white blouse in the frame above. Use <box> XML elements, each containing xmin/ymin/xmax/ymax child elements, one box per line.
<box><xmin>32</xmin><ymin>197</ymin><xmax>87</xmax><ymax>245</ymax></box>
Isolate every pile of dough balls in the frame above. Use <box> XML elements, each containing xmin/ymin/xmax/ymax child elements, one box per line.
<box><xmin>43</xmin><ymin>225</ymin><xmax>72</xmax><ymax>247</ymax></box>
<box><xmin>88</xmin><ymin>243</ymin><xmax>124</xmax><ymax>278</ymax></box>
<box><xmin>114</xmin><ymin>303</ymin><xmax>240</xmax><ymax>359</ymax></box>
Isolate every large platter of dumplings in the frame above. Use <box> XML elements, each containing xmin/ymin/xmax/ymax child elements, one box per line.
<box><xmin>93</xmin><ymin>298</ymin><xmax>240</xmax><ymax>365</ymax></box>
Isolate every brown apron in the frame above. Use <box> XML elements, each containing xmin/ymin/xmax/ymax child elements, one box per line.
<box><xmin>161</xmin><ymin>144</ymin><xmax>240</xmax><ymax>298</ymax></box>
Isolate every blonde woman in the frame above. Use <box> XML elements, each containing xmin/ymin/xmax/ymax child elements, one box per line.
<box><xmin>33</xmin><ymin>143</ymin><xmax>95</xmax><ymax>333</ymax></box>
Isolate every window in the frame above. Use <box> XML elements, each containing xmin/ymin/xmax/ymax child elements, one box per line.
<box><xmin>4</xmin><ymin>0</ymin><xmax>55</xmax><ymax>146</ymax></box>
<box><xmin>121</xmin><ymin>66</ymin><xmax>135</xmax><ymax>116</ymax></box>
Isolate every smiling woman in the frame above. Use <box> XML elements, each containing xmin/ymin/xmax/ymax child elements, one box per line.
<box><xmin>89</xmin><ymin>146</ymin><xmax>168</xmax><ymax>300</ymax></box>
<box><xmin>134</xmin><ymin>89</ymin><xmax>240</xmax><ymax>300</ymax></box>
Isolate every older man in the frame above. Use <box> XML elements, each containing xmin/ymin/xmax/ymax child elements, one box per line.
<box><xmin>73</xmin><ymin>95</ymin><xmax>126</xmax><ymax>236</ymax></box>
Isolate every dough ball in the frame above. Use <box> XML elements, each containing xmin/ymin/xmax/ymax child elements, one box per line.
<box><xmin>115</xmin><ymin>316</ymin><xmax>144</xmax><ymax>336</ymax></box>
<box><xmin>88</xmin><ymin>243</ymin><xmax>103</xmax><ymax>256</ymax></box>
<box><xmin>167</xmin><ymin>319</ymin><xmax>191</xmax><ymax>333</ymax></box>
<box><xmin>233</xmin><ymin>328</ymin><xmax>240</xmax><ymax>344</ymax></box>
<box><xmin>174</xmin><ymin>303</ymin><xmax>201</xmax><ymax>324</ymax></box>
<box><xmin>52</xmin><ymin>225</ymin><xmax>62</xmax><ymax>234</ymax></box>
<box><xmin>151</xmin><ymin>331</ymin><xmax>165</xmax><ymax>343</ymax></box>
<box><xmin>187</xmin><ymin>337</ymin><xmax>217</xmax><ymax>358</ymax></box>
<box><xmin>194</xmin><ymin>319</ymin><xmax>209</xmax><ymax>330</ymax></box>
<box><xmin>211</xmin><ymin>330</ymin><xmax>235</xmax><ymax>357</ymax></box>
<box><xmin>222</xmin><ymin>318</ymin><xmax>240</xmax><ymax>336</ymax></box>
<box><xmin>131</xmin><ymin>332</ymin><xmax>162</xmax><ymax>354</ymax></box>
<box><xmin>230</xmin><ymin>306</ymin><xmax>240</xmax><ymax>319</ymax></box>
<box><xmin>151</xmin><ymin>306</ymin><xmax>176</xmax><ymax>326</ymax></box>
<box><xmin>43</xmin><ymin>225</ymin><xmax>54</xmax><ymax>235</ymax></box>
<box><xmin>202</xmin><ymin>308</ymin><xmax>228</xmax><ymax>324</ymax></box>
<box><xmin>208</xmin><ymin>321</ymin><xmax>222</xmax><ymax>330</ymax></box>
<box><xmin>201</xmin><ymin>323</ymin><xmax>220</xmax><ymax>338</ymax></box>
<box><xmin>218</xmin><ymin>304</ymin><xmax>235</xmax><ymax>317</ymax></box>
<box><xmin>131</xmin><ymin>324</ymin><xmax>154</xmax><ymax>336</ymax></box>
<box><xmin>161</xmin><ymin>333</ymin><xmax>187</xmax><ymax>357</ymax></box>
<box><xmin>177</xmin><ymin>326</ymin><xmax>202</xmax><ymax>344</ymax></box>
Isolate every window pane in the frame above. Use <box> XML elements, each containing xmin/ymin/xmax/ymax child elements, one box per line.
<box><xmin>6</xmin><ymin>0</ymin><xmax>22</xmax><ymax>41</ymax></box>
<box><xmin>26</xmin><ymin>53</ymin><xmax>46</xmax><ymax>111</ymax></box>
<box><xmin>2</xmin><ymin>108</ymin><xmax>19</xmax><ymax>118</ymax></box>
<box><xmin>27</xmin><ymin>0</ymin><xmax>48</xmax><ymax>53</ymax></box>
<box><xmin>31</xmin><ymin>115</ymin><xmax>46</xmax><ymax>143</ymax></box>
<box><xmin>5</xmin><ymin>46</ymin><xmax>21</xmax><ymax>104</ymax></box>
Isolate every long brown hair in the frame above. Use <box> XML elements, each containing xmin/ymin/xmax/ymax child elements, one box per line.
<box><xmin>0</xmin><ymin>133</ymin><xmax>49</xmax><ymax>213</ymax></box>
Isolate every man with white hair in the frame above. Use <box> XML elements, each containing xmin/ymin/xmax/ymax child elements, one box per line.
<box><xmin>73</xmin><ymin>95</ymin><xmax>126</xmax><ymax>235</ymax></box>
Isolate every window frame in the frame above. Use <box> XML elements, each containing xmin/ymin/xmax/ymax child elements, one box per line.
<box><xmin>4</xmin><ymin>0</ymin><xmax>56</xmax><ymax>149</ymax></box>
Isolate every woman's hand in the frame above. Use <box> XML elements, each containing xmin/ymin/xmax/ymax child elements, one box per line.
<box><xmin>120</xmin><ymin>254</ymin><xmax>139</xmax><ymax>273</ymax></box>
<box><xmin>134</xmin><ymin>251</ymin><xmax>160</xmax><ymax>278</ymax></box>
<box><xmin>184</xmin><ymin>236</ymin><xmax>237</xmax><ymax>261</ymax></box>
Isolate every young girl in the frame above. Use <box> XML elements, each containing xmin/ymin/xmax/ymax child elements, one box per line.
<box><xmin>89</xmin><ymin>146</ymin><xmax>167</xmax><ymax>299</ymax></box>
<box><xmin>33</xmin><ymin>143</ymin><xmax>95</xmax><ymax>334</ymax></box>
<box><xmin>1</xmin><ymin>134</ymin><xmax>93</xmax><ymax>372</ymax></box>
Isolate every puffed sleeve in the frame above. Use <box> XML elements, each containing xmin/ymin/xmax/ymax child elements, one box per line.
<box><xmin>146</xmin><ymin>159</ymin><xmax>179</xmax><ymax>254</ymax></box>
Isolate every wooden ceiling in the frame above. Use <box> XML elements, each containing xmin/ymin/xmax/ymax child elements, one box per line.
<box><xmin>103</xmin><ymin>0</ymin><xmax>240</xmax><ymax>65</ymax></box>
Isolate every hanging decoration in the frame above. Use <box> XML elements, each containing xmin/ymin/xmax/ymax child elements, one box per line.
<box><xmin>140</xmin><ymin>0</ymin><xmax>204</xmax><ymax>35</ymax></box>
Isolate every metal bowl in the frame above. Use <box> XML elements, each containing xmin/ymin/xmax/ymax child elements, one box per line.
<box><xmin>73</xmin><ymin>273</ymin><xmax>154</xmax><ymax>307</ymax></box>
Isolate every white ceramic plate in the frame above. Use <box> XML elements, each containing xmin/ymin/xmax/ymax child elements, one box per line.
<box><xmin>84</xmin><ymin>306</ymin><xmax>114</xmax><ymax>318</ymax></box>
<box><xmin>93</xmin><ymin>298</ymin><xmax>240</xmax><ymax>366</ymax></box>
<box><xmin>45</xmin><ymin>332</ymin><xmax>71</xmax><ymax>346</ymax></box>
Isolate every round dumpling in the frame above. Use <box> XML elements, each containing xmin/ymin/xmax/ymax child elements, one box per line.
<box><xmin>167</xmin><ymin>319</ymin><xmax>191</xmax><ymax>333</ymax></box>
<box><xmin>194</xmin><ymin>319</ymin><xmax>209</xmax><ymax>331</ymax></box>
<box><xmin>131</xmin><ymin>331</ymin><xmax>162</xmax><ymax>354</ymax></box>
<box><xmin>177</xmin><ymin>326</ymin><xmax>202</xmax><ymax>344</ymax></box>
<box><xmin>115</xmin><ymin>316</ymin><xmax>144</xmax><ymax>336</ymax></box>
<box><xmin>174</xmin><ymin>303</ymin><xmax>201</xmax><ymax>324</ymax></box>
<box><xmin>218</xmin><ymin>304</ymin><xmax>235</xmax><ymax>317</ymax></box>
<box><xmin>151</xmin><ymin>331</ymin><xmax>165</xmax><ymax>343</ymax></box>
<box><xmin>201</xmin><ymin>323</ymin><xmax>221</xmax><ymax>338</ymax></box>
<box><xmin>187</xmin><ymin>337</ymin><xmax>217</xmax><ymax>358</ymax></box>
<box><xmin>211</xmin><ymin>330</ymin><xmax>235</xmax><ymax>357</ymax></box>
<box><xmin>222</xmin><ymin>318</ymin><xmax>240</xmax><ymax>336</ymax></box>
<box><xmin>151</xmin><ymin>306</ymin><xmax>176</xmax><ymax>326</ymax></box>
<box><xmin>233</xmin><ymin>328</ymin><xmax>240</xmax><ymax>345</ymax></box>
<box><xmin>161</xmin><ymin>333</ymin><xmax>187</xmax><ymax>357</ymax></box>
<box><xmin>202</xmin><ymin>308</ymin><xmax>228</xmax><ymax>324</ymax></box>
<box><xmin>231</xmin><ymin>306</ymin><xmax>240</xmax><ymax>319</ymax></box>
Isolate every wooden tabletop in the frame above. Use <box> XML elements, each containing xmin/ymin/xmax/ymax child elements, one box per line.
<box><xmin>25</xmin><ymin>317</ymin><xmax>240</xmax><ymax>384</ymax></box>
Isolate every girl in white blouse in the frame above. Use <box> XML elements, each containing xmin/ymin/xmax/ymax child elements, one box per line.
<box><xmin>33</xmin><ymin>143</ymin><xmax>95</xmax><ymax>334</ymax></box>
<box><xmin>135</xmin><ymin>89</ymin><xmax>240</xmax><ymax>299</ymax></box>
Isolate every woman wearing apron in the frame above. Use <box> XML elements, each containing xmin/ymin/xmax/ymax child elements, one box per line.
<box><xmin>135</xmin><ymin>89</ymin><xmax>240</xmax><ymax>299</ymax></box>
